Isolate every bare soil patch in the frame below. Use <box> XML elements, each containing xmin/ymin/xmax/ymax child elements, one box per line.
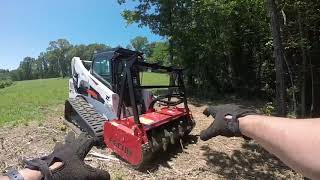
<box><xmin>0</xmin><ymin>102</ymin><xmax>303</xmax><ymax>179</ymax></box>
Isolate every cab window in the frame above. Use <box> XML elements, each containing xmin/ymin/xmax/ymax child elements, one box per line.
<box><xmin>92</xmin><ymin>58</ymin><xmax>111</xmax><ymax>82</ymax></box>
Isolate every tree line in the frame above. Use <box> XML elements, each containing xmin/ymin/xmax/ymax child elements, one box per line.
<box><xmin>118</xmin><ymin>0</ymin><xmax>320</xmax><ymax>117</ymax></box>
<box><xmin>2</xmin><ymin>37</ymin><xmax>169</xmax><ymax>82</ymax></box>
<box><xmin>7</xmin><ymin>40</ymin><xmax>111</xmax><ymax>81</ymax></box>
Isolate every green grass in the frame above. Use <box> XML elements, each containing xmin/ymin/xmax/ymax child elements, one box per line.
<box><xmin>140</xmin><ymin>72</ymin><xmax>170</xmax><ymax>86</ymax></box>
<box><xmin>0</xmin><ymin>78</ymin><xmax>68</xmax><ymax>126</ymax></box>
<box><xmin>0</xmin><ymin>73</ymin><xmax>168</xmax><ymax>126</ymax></box>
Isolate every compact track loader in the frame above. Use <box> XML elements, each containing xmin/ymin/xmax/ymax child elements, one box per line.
<box><xmin>64</xmin><ymin>48</ymin><xmax>195</xmax><ymax>167</ymax></box>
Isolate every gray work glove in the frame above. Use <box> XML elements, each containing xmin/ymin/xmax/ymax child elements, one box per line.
<box><xmin>24</xmin><ymin>132</ymin><xmax>110</xmax><ymax>180</ymax></box>
<box><xmin>200</xmin><ymin>104</ymin><xmax>256</xmax><ymax>141</ymax></box>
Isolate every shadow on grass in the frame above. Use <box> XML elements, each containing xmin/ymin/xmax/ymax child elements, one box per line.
<box><xmin>201</xmin><ymin>142</ymin><xmax>298</xmax><ymax>180</ymax></box>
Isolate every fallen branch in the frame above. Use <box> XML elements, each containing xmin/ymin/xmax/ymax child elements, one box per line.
<box><xmin>88</xmin><ymin>151</ymin><xmax>120</xmax><ymax>162</ymax></box>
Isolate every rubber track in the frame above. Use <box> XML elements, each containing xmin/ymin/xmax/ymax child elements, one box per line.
<box><xmin>68</xmin><ymin>96</ymin><xmax>106</xmax><ymax>142</ymax></box>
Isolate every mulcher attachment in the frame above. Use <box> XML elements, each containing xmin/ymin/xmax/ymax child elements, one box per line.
<box><xmin>102</xmin><ymin>53</ymin><xmax>195</xmax><ymax>168</ymax></box>
<box><xmin>104</xmin><ymin>107</ymin><xmax>195</xmax><ymax>168</ymax></box>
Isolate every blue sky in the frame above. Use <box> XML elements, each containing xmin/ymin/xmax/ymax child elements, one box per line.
<box><xmin>0</xmin><ymin>0</ymin><xmax>162</xmax><ymax>70</ymax></box>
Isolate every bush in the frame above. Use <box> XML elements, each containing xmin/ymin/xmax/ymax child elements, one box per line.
<box><xmin>260</xmin><ymin>102</ymin><xmax>275</xmax><ymax>116</ymax></box>
<box><xmin>0</xmin><ymin>80</ymin><xmax>13</xmax><ymax>89</ymax></box>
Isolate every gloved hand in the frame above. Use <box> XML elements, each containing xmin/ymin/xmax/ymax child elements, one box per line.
<box><xmin>24</xmin><ymin>132</ymin><xmax>110</xmax><ymax>180</ymax></box>
<box><xmin>200</xmin><ymin>104</ymin><xmax>256</xmax><ymax>141</ymax></box>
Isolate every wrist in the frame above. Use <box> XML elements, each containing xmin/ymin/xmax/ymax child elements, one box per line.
<box><xmin>238</xmin><ymin>115</ymin><xmax>261</xmax><ymax>138</ymax></box>
<box><xmin>19</xmin><ymin>169</ymin><xmax>42</xmax><ymax>180</ymax></box>
<box><xmin>5</xmin><ymin>162</ymin><xmax>63</xmax><ymax>180</ymax></box>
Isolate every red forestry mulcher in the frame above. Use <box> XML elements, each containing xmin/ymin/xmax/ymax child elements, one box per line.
<box><xmin>64</xmin><ymin>48</ymin><xmax>195</xmax><ymax>168</ymax></box>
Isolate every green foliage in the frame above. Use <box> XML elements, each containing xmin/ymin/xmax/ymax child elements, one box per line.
<box><xmin>127</xmin><ymin>36</ymin><xmax>170</xmax><ymax>66</ymax></box>
<box><xmin>0</xmin><ymin>69</ymin><xmax>13</xmax><ymax>88</ymax></box>
<box><xmin>19</xmin><ymin>57</ymin><xmax>35</xmax><ymax>80</ymax></box>
<box><xmin>130</xmin><ymin>36</ymin><xmax>148</xmax><ymax>52</ymax></box>
<box><xmin>8</xmin><ymin>40</ymin><xmax>111</xmax><ymax>81</ymax></box>
<box><xmin>0</xmin><ymin>69</ymin><xmax>11</xmax><ymax>80</ymax></box>
<box><xmin>148</xmin><ymin>42</ymin><xmax>170</xmax><ymax>66</ymax></box>
<box><xmin>0</xmin><ymin>80</ymin><xmax>13</xmax><ymax>89</ymax></box>
<box><xmin>129</xmin><ymin>36</ymin><xmax>153</xmax><ymax>57</ymax></box>
<box><xmin>119</xmin><ymin>0</ymin><xmax>320</xmax><ymax>116</ymax></box>
<box><xmin>46</xmin><ymin>39</ymin><xmax>72</xmax><ymax>77</ymax></box>
<box><xmin>6</xmin><ymin>37</ymin><xmax>169</xmax><ymax>86</ymax></box>
<box><xmin>119</xmin><ymin>0</ymin><xmax>272</xmax><ymax>94</ymax></box>
<box><xmin>260</xmin><ymin>102</ymin><xmax>275</xmax><ymax>116</ymax></box>
<box><xmin>0</xmin><ymin>78</ymin><xmax>68</xmax><ymax>126</ymax></box>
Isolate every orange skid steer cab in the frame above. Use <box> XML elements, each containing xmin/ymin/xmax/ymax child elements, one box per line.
<box><xmin>64</xmin><ymin>48</ymin><xmax>195</xmax><ymax>168</ymax></box>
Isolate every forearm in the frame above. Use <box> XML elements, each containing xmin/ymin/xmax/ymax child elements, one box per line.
<box><xmin>0</xmin><ymin>162</ymin><xmax>62</xmax><ymax>180</ymax></box>
<box><xmin>239</xmin><ymin>115</ymin><xmax>320</xmax><ymax>179</ymax></box>
<box><xmin>0</xmin><ymin>169</ymin><xmax>42</xmax><ymax>180</ymax></box>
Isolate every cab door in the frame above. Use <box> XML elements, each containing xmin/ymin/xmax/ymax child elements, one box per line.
<box><xmin>91</xmin><ymin>55</ymin><xmax>112</xmax><ymax>89</ymax></box>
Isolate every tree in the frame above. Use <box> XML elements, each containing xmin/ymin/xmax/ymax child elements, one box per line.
<box><xmin>9</xmin><ymin>69</ymin><xmax>21</xmax><ymax>81</ymax></box>
<box><xmin>19</xmin><ymin>57</ymin><xmax>35</xmax><ymax>80</ymax></box>
<box><xmin>83</xmin><ymin>43</ymin><xmax>111</xmax><ymax>60</ymax></box>
<box><xmin>148</xmin><ymin>42</ymin><xmax>169</xmax><ymax>66</ymax></box>
<box><xmin>38</xmin><ymin>52</ymin><xmax>49</xmax><ymax>78</ymax></box>
<box><xmin>9</xmin><ymin>40</ymin><xmax>112</xmax><ymax>81</ymax></box>
<box><xmin>0</xmin><ymin>69</ymin><xmax>11</xmax><ymax>80</ymax></box>
<box><xmin>119</xmin><ymin>0</ymin><xmax>272</xmax><ymax>96</ymax></box>
<box><xmin>47</xmin><ymin>39</ymin><xmax>72</xmax><ymax>78</ymax></box>
<box><xmin>278</xmin><ymin>0</ymin><xmax>320</xmax><ymax>117</ymax></box>
<box><xmin>266</xmin><ymin>0</ymin><xmax>287</xmax><ymax>116</ymax></box>
<box><xmin>120</xmin><ymin>0</ymin><xmax>177</xmax><ymax>62</ymax></box>
<box><xmin>130</xmin><ymin>36</ymin><xmax>151</xmax><ymax>56</ymax></box>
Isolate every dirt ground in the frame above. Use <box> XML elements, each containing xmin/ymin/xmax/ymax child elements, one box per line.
<box><xmin>0</xmin><ymin>101</ymin><xmax>303</xmax><ymax>180</ymax></box>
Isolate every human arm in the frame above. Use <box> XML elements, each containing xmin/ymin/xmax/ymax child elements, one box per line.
<box><xmin>0</xmin><ymin>162</ymin><xmax>62</xmax><ymax>180</ymax></box>
<box><xmin>0</xmin><ymin>132</ymin><xmax>110</xmax><ymax>180</ymax></box>
<box><xmin>200</xmin><ymin>104</ymin><xmax>320</xmax><ymax>180</ymax></box>
<box><xmin>239</xmin><ymin>115</ymin><xmax>320</xmax><ymax>179</ymax></box>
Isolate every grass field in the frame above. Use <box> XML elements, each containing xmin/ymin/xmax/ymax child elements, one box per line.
<box><xmin>0</xmin><ymin>78</ymin><xmax>68</xmax><ymax>125</ymax></box>
<box><xmin>0</xmin><ymin>73</ymin><xmax>169</xmax><ymax>126</ymax></box>
<box><xmin>140</xmin><ymin>72</ymin><xmax>169</xmax><ymax>86</ymax></box>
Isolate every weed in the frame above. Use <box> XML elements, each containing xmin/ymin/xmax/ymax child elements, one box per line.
<box><xmin>113</xmin><ymin>170</ymin><xmax>125</xmax><ymax>180</ymax></box>
<box><xmin>260</xmin><ymin>102</ymin><xmax>275</xmax><ymax>116</ymax></box>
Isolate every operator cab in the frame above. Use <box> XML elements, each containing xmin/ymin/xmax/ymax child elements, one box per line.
<box><xmin>90</xmin><ymin>48</ymin><xmax>148</xmax><ymax>116</ymax></box>
<box><xmin>91</xmin><ymin>48</ymin><xmax>142</xmax><ymax>91</ymax></box>
<box><xmin>90</xmin><ymin>48</ymin><xmax>187</xmax><ymax>120</ymax></box>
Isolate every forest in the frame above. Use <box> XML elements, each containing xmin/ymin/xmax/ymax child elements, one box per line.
<box><xmin>1</xmin><ymin>0</ymin><xmax>319</xmax><ymax>117</ymax></box>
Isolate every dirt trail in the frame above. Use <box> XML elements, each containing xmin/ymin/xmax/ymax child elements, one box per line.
<box><xmin>0</xmin><ymin>102</ymin><xmax>303</xmax><ymax>179</ymax></box>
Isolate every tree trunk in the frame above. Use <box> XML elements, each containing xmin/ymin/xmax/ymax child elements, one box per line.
<box><xmin>57</xmin><ymin>55</ymin><xmax>64</xmax><ymax>78</ymax></box>
<box><xmin>298</xmin><ymin>10</ymin><xmax>307</xmax><ymax>117</ymax></box>
<box><xmin>309</xmin><ymin>56</ymin><xmax>314</xmax><ymax>116</ymax></box>
<box><xmin>312</xmin><ymin>68</ymin><xmax>320</xmax><ymax>117</ymax></box>
<box><xmin>167</xmin><ymin>0</ymin><xmax>175</xmax><ymax>94</ymax></box>
<box><xmin>167</xmin><ymin>0</ymin><xmax>174</xmax><ymax>64</ymax></box>
<box><xmin>168</xmin><ymin>39</ymin><xmax>174</xmax><ymax>64</ymax></box>
<box><xmin>266</xmin><ymin>0</ymin><xmax>287</xmax><ymax>116</ymax></box>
